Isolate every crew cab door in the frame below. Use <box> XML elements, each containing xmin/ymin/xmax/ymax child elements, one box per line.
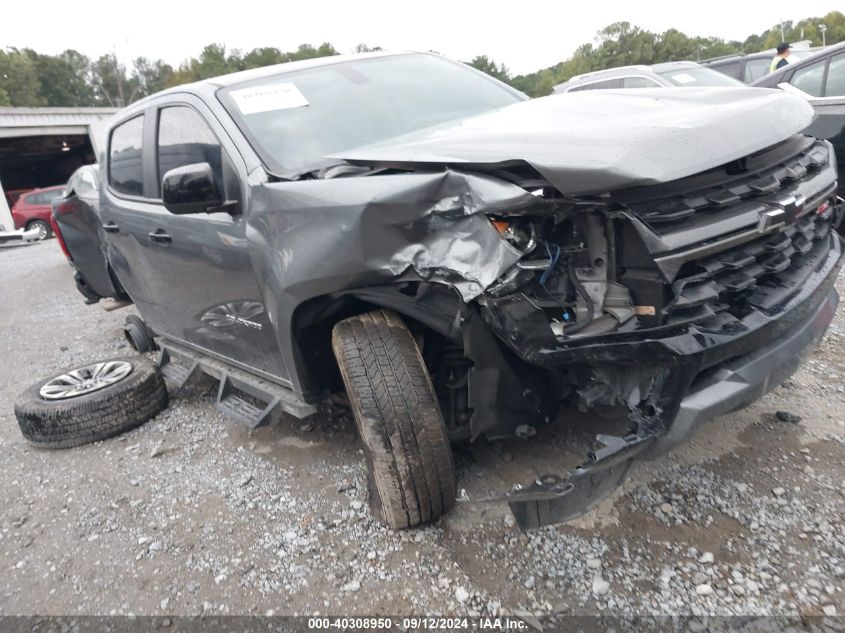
<box><xmin>101</xmin><ymin>97</ymin><xmax>289</xmax><ymax>382</ymax></box>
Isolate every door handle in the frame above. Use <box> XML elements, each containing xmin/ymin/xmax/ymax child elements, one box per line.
<box><xmin>148</xmin><ymin>230</ymin><xmax>172</xmax><ymax>244</ymax></box>
<box><xmin>102</xmin><ymin>222</ymin><xmax>119</xmax><ymax>233</ymax></box>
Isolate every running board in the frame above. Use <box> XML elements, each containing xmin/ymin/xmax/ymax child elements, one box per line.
<box><xmin>157</xmin><ymin>340</ymin><xmax>317</xmax><ymax>427</ymax></box>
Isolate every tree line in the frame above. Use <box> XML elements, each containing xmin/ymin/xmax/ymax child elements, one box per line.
<box><xmin>1</xmin><ymin>12</ymin><xmax>843</xmax><ymax>108</ymax></box>
<box><xmin>501</xmin><ymin>11</ymin><xmax>845</xmax><ymax>96</ymax></box>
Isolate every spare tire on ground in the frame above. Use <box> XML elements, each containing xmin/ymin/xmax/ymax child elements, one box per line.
<box><xmin>14</xmin><ymin>357</ymin><xmax>168</xmax><ymax>449</ymax></box>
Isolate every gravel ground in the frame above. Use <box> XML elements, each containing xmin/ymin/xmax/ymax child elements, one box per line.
<box><xmin>0</xmin><ymin>240</ymin><xmax>843</xmax><ymax>617</ymax></box>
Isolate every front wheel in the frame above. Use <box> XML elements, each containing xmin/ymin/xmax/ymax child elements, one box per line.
<box><xmin>332</xmin><ymin>310</ymin><xmax>457</xmax><ymax>529</ymax></box>
<box><xmin>27</xmin><ymin>219</ymin><xmax>51</xmax><ymax>240</ymax></box>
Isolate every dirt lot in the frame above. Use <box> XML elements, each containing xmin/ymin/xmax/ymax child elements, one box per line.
<box><xmin>0</xmin><ymin>240</ymin><xmax>842</xmax><ymax>617</ymax></box>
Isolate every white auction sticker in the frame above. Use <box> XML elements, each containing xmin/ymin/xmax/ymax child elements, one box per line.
<box><xmin>230</xmin><ymin>83</ymin><xmax>309</xmax><ymax>115</ymax></box>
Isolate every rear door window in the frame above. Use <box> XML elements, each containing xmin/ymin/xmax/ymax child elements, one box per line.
<box><xmin>622</xmin><ymin>76</ymin><xmax>661</xmax><ymax>88</ymax></box>
<box><xmin>824</xmin><ymin>52</ymin><xmax>845</xmax><ymax>97</ymax></box>
<box><xmin>41</xmin><ymin>190</ymin><xmax>60</xmax><ymax>204</ymax></box>
<box><xmin>109</xmin><ymin>115</ymin><xmax>145</xmax><ymax>196</ymax></box>
<box><xmin>743</xmin><ymin>59</ymin><xmax>771</xmax><ymax>82</ymax></box>
<box><xmin>157</xmin><ymin>106</ymin><xmax>223</xmax><ymax>189</ymax></box>
<box><xmin>26</xmin><ymin>190</ymin><xmax>59</xmax><ymax>205</ymax></box>
<box><xmin>713</xmin><ymin>60</ymin><xmax>741</xmax><ymax>79</ymax></box>
<box><xmin>569</xmin><ymin>78</ymin><xmax>623</xmax><ymax>91</ymax></box>
<box><xmin>790</xmin><ymin>59</ymin><xmax>826</xmax><ymax>97</ymax></box>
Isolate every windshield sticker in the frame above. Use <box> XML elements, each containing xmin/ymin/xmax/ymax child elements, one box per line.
<box><xmin>670</xmin><ymin>72</ymin><xmax>696</xmax><ymax>85</ymax></box>
<box><xmin>231</xmin><ymin>83</ymin><xmax>309</xmax><ymax>115</ymax></box>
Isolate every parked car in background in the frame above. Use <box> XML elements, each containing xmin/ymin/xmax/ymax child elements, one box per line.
<box><xmin>703</xmin><ymin>48</ymin><xmax>819</xmax><ymax>84</ymax></box>
<box><xmin>56</xmin><ymin>51</ymin><xmax>841</xmax><ymax>531</ymax></box>
<box><xmin>4</xmin><ymin>188</ymin><xmax>34</xmax><ymax>209</ymax></box>
<box><xmin>751</xmin><ymin>42</ymin><xmax>845</xmax><ymax>195</ymax></box>
<box><xmin>10</xmin><ymin>185</ymin><xmax>64</xmax><ymax>240</ymax></box>
<box><xmin>553</xmin><ymin>61</ymin><xmax>743</xmax><ymax>93</ymax></box>
<box><xmin>52</xmin><ymin>165</ymin><xmax>125</xmax><ymax>303</ymax></box>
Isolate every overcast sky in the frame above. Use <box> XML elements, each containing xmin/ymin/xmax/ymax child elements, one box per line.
<box><xmin>4</xmin><ymin>0</ymin><xmax>842</xmax><ymax>75</ymax></box>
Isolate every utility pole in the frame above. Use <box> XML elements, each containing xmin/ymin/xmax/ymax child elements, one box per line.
<box><xmin>819</xmin><ymin>23</ymin><xmax>828</xmax><ymax>47</ymax></box>
<box><xmin>780</xmin><ymin>20</ymin><xmax>785</xmax><ymax>41</ymax></box>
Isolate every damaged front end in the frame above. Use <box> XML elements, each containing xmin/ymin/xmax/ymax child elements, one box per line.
<box><xmin>254</xmin><ymin>87</ymin><xmax>841</xmax><ymax>530</ymax></box>
<box><xmin>447</xmin><ymin>137</ymin><xmax>843</xmax><ymax>529</ymax></box>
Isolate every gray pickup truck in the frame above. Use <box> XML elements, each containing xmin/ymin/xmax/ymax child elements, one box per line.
<box><xmin>50</xmin><ymin>52</ymin><xmax>842</xmax><ymax>530</ymax></box>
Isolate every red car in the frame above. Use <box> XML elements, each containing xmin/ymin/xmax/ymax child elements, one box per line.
<box><xmin>10</xmin><ymin>185</ymin><xmax>64</xmax><ymax>240</ymax></box>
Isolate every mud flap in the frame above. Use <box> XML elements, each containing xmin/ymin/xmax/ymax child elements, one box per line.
<box><xmin>499</xmin><ymin>433</ymin><xmax>656</xmax><ymax>530</ymax></box>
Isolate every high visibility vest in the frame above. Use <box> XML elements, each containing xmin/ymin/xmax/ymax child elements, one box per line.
<box><xmin>770</xmin><ymin>56</ymin><xmax>785</xmax><ymax>73</ymax></box>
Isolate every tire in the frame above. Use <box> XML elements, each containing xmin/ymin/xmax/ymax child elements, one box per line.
<box><xmin>124</xmin><ymin>314</ymin><xmax>157</xmax><ymax>352</ymax></box>
<box><xmin>14</xmin><ymin>357</ymin><xmax>168</xmax><ymax>449</ymax></box>
<box><xmin>332</xmin><ymin>309</ymin><xmax>456</xmax><ymax>529</ymax></box>
<box><xmin>27</xmin><ymin>219</ymin><xmax>51</xmax><ymax>241</ymax></box>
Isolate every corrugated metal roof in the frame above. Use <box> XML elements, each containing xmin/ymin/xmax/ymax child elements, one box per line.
<box><xmin>0</xmin><ymin>107</ymin><xmax>120</xmax><ymax>128</ymax></box>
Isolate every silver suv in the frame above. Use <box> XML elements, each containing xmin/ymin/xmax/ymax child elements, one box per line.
<box><xmin>553</xmin><ymin>61</ymin><xmax>743</xmax><ymax>93</ymax></box>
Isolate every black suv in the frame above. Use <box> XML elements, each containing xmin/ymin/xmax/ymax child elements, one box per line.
<box><xmin>55</xmin><ymin>52</ymin><xmax>843</xmax><ymax>530</ymax></box>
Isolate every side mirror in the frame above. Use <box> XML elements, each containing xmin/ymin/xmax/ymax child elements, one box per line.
<box><xmin>162</xmin><ymin>162</ymin><xmax>226</xmax><ymax>214</ymax></box>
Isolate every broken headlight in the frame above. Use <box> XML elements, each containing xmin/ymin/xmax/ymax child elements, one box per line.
<box><xmin>489</xmin><ymin>218</ymin><xmax>537</xmax><ymax>254</ymax></box>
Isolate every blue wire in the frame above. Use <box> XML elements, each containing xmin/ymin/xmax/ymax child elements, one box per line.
<box><xmin>539</xmin><ymin>243</ymin><xmax>560</xmax><ymax>286</ymax></box>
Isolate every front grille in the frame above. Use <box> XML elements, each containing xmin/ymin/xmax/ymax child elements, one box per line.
<box><xmin>664</xmin><ymin>209</ymin><xmax>834</xmax><ymax>328</ymax></box>
<box><xmin>625</xmin><ymin>136</ymin><xmax>831</xmax><ymax>233</ymax></box>
<box><xmin>613</xmin><ymin>134</ymin><xmax>838</xmax><ymax>331</ymax></box>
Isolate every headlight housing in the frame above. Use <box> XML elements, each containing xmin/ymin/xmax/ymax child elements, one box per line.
<box><xmin>489</xmin><ymin>217</ymin><xmax>537</xmax><ymax>254</ymax></box>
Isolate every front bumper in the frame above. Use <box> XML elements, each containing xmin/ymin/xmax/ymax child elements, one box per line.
<box><xmin>655</xmin><ymin>280</ymin><xmax>837</xmax><ymax>453</ymax></box>
<box><xmin>480</xmin><ymin>233</ymin><xmax>842</xmax><ymax>530</ymax></box>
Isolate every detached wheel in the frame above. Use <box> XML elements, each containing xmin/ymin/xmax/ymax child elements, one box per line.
<box><xmin>27</xmin><ymin>219</ymin><xmax>51</xmax><ymax>241</ymax></box>
<box><xmin>124</xmin><ymin>314</ymin><xmax>157</xmax><ymax>352</ymax></box>
<box><xmin>14</xmin><ymin>357</ymin><xmax>168</xmax><ymax>449</ymax></box>
<box><xmin>332</xmin><ymin>310</ymin><xmax>456</xmax><ymax>529</ymax></box>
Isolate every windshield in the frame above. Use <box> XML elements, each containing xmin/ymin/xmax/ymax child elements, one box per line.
<box><xmin>219</xmin><ymin>53</ymin><xmax>524</xmax><ymax>176</ymax></box>
<box><xmin>657</xmin><ymin>67</ymin><xmax>744</xmax><ymax>87</ymax></box>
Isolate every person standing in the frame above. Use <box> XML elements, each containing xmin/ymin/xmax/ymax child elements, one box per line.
<box><xmin>769</xmin><ymin>42</ymin><xmax>791</xmax><ymax>73</ymax></box>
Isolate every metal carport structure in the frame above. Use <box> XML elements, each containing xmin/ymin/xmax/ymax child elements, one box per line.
<box><xmin>0</xmin><ymin>107</ymin><xmax>118</xmax><ymax>232</ymax></box>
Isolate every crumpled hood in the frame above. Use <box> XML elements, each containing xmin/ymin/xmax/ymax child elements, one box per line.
<box><xmin>333</xmin><ymin>87</ymin><xmax>816</xmax><ymax>195</ymax></box>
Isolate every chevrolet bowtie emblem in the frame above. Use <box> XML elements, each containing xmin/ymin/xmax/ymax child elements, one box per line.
<box><xmin>757</xmin><ymin>208</ymin><xmax>787</xmax><ymax>233</ymax></box>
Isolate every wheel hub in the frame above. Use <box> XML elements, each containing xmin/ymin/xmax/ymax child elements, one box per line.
<box><xmin>39</xmin><ymin>361</ymin><xmax>133</xmax><ymax>400</ymax></box>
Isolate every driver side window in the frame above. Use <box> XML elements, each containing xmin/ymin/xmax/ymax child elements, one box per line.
<box><xmin>157</xmin><ymin>106</ymin><xmax>224</xmax><ymax>193</ymax></box>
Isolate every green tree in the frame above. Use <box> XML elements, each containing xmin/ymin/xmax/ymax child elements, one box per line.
<box><xmin>468</xmin><ymin>55</ymin><xmax>511</xmax><ymax>82</ymax></box>
<box><xmin>28</xmin><ymin>49</ymin><xmax>95</xmax><ymax>106</ymax></box>
<box><xmin>195</xmin><ymin>43</ymin><xmax>235</xmax><ymax>79</ymax></box>
<box><xmin>241</xmin><ymin>47</ymin><xmax>286</xmax><ymax>69</ymax></box>
<box><xmin>287</xmin><ymin>43</ymin><xmax>339</xmax><ymax>61</ymax></box>
<box><xmin>91</xmin><ymin>53</ymin><xmax>141</xmax><ymax>107</ymax></box>
<box><xmin>654</xmin><ymin>29</ymin><xmax>697</xmax><ymax>62</ymax></box>
<box><xmin>132</xmin><ymin>57</ymin><xmax>174</xmax><ymax>97</ymax></box>
<box><xmin>592</xmin><ymin>22</ymin><xmax>659</xmax><ymax>68</ymax></box>
<box><xmin>0</xmin><ymin>49</ymin><xmax>45</xmax><ymax>106</ymax></box>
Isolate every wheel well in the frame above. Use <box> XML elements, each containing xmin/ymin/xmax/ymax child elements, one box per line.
<box><xmin>26</xmin><ymin>218</ymin><xmax>47</xmax><ymax>227</ymax></box>
<box><xmin>290</xmin><ymin>283</ymin><xmax>465</xmax><ymax>401</ymax></box>
<box><xmin>107</xmin><ymin>265</ymin><xmax>131</xmax><ymax>302</ymax></box>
